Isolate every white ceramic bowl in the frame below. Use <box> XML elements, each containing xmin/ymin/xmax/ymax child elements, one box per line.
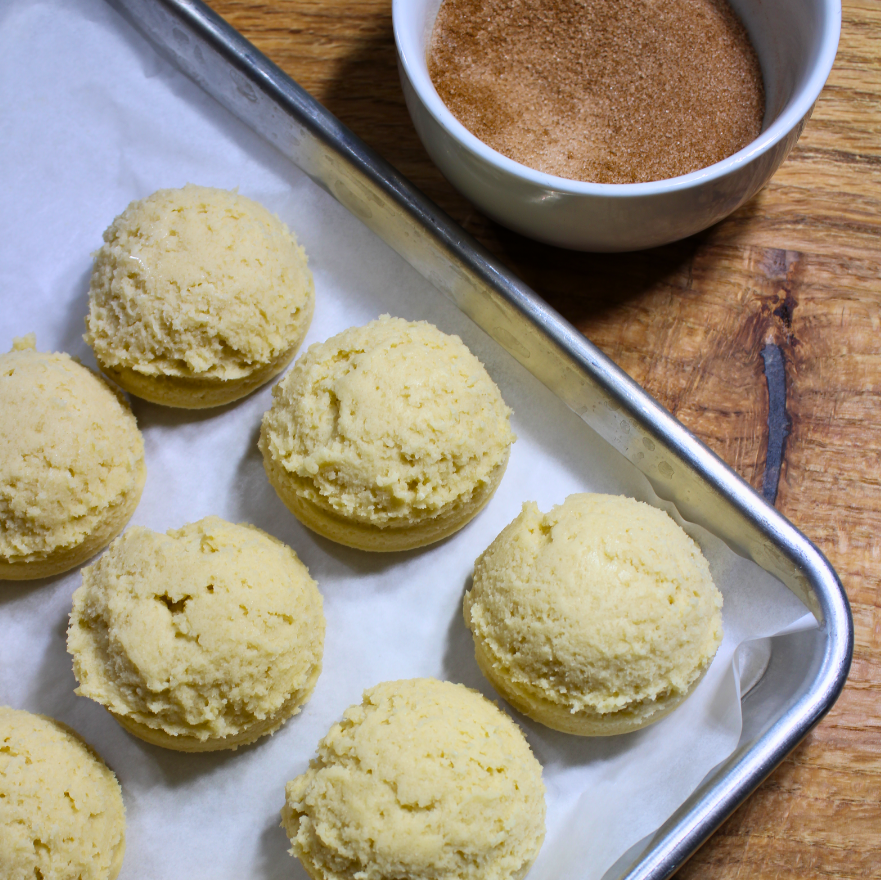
<box><xmin>393</xmin><ymin>0</ymin><xmax>841</xmax><ymax>252</ymax></box>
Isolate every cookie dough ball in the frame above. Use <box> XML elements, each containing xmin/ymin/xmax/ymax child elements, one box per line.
<box><xmin>67</xmin><ymin>517</ymin><xmax>324</xmax><ymax>751</ymax></box>
<box><xmin>85</xmin><ymin>184</ymin><xmax>315</xmax><ymax>408</ymax></box>
<box><xmin>465</xmin><ymin>494</ymin><xmax>724</xmax><ymax>735</ymax></box>
<box><xmin>0</xmin><ymin>336</ymin><xmax>146</xmax><ymax>580</ymax></box>
<box><xmin>260</xmin><ymin>316</ymin><xmax>515</xmax><ymax>551</ymax></box>
<box><xmin>0</xmin><ymin>707</ymin><xmax>126</xmax><ymax>880</ymax></box>
<box><xmin>282</xmin><ymin>678</ymin><xmax>545</xmax><ymax>880</ymax></box>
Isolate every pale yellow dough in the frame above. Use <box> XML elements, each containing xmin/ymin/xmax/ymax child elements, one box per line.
<box><xmin>67</xmin><ymin>517</ymin><xmax>325</xmax><ymax>751</ymax></box>
<box><xmin>282</xmin><ymin>678</ymin><xmax>546</xmax><ymax>880</ymax></box>
<box><xmin>259</xmin><ymin>316</ymin><xmax>515</xmax><ymax>551</ymax></box>
<box><xmin>0</xmin><ymin>706</ymin><xmax>126</xmax><ymax>880</ymax></box>
<box><xmin>85</xmin><ymin>184</ymin><xmax>315</xmax><ymax>407</ymax></box>
<box><xmin>0</xmin><ymin>336</ymin><xmax>146</xmax><ymax>580</ymax></box>
<box><xmin>465</xmin><ymin>494</ymin><xmax>724</xmax><ymax>735</ymax></box>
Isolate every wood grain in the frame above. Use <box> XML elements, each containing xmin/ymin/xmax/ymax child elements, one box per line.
<box><xmin>206</xmin><ymin>1</ymin><xmax>881</xmax><ymax>876</ymax></box>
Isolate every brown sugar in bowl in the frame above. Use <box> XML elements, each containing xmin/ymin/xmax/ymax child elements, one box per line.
<box><xmin>394</xmin><ymin>0</ymin><xmax>841</xmax><ymax>251</ymax></box>
<box><xmin>427</xmin><ymin>0</ymin><xmax>765</xmax><ymax>187</ymax></box>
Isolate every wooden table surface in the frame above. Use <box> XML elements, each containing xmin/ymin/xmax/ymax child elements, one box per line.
<box><xmin>207</xmin><ymin>1</ymin><xmax>880</xmax><ymax>876</ymax></box>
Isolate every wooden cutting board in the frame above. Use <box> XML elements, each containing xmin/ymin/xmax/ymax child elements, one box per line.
<box><xmin>207</xmin><ymin>1</ymin><xmax>881</xmax><ymax>875</ymax></box>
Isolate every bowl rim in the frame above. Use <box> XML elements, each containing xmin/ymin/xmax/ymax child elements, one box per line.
<box><xmin>392</xmin><ymin>0</ymin><xmax>842</xmax><ymax>197</ymax></box>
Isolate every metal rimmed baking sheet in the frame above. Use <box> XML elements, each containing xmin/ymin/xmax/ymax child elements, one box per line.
<box><xmin>0</xmin><ymin>1</ymin><xmax>852</xmax><ymax>878</ymax></box>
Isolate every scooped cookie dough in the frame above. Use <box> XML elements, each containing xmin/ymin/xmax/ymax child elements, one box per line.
<box><xmin>282</xmin><ymin>678</ymin><xmax>545</xmax><ymax>880</ymax></box>
<box><xmin>465</xmin><ymin>494</ymin><xmax>724</xmax><ymax>735</ymax></box>
<box><xmin>260</xmin><ymin>316</ymin><xmax>515</xmax><ymax>551</ymax></box>
<box><xmin>67</xmin><ymin>517</ymin><xmax>324</xmax><ymax>751</ymax></box>
<box><xmin>85</xmin><ymin>184</ymin><xmax>314</xmax><ymax>408</ymax></box>
<box><xmin>0</xmin><ymin>706</ymin><xmax>126</xmax><ymax>880</ymax></box>
<box><xmin>0</xmin><ymin>336</ymin><xmax>146</xmax><ymax>580</ymax></box>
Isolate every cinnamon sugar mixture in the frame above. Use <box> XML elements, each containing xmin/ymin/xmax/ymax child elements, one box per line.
<box><xmin>428</xmin><ymin>0</ymin><xmax>765</xmax><ymax>184</ymax></box>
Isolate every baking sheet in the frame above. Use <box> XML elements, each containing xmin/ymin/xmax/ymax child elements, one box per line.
<box><xmin>0</xmin><ymin>1</ymin><xmax>814</xmax><ymax>878</ymax></box>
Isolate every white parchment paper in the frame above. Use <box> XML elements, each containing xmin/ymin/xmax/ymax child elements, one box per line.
<box><xmin>0</xmin><ymin>1</ymin><xmax>814</xmax><ymax>878</ymax></box>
